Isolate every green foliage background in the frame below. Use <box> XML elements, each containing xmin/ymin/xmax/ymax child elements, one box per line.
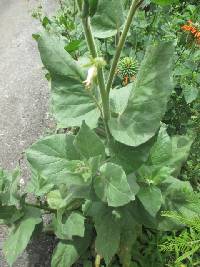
<box><xmin>1</xmin><ymin>1</ymin><xmax>200</xmax><ymax>267</ymax></box>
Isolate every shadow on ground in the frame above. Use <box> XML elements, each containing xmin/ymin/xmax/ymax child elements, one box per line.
<box><xmin>26</xmin><ymin>234</ymin><xmax>57</xmax><ymax>267</ymax></box>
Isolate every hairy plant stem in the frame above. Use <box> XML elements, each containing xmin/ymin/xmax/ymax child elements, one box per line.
<box><xmin>106</xmin><ymin>0</ymin><xmax>143</xmax><ymax>94</ymax></box>
<box><xmin>76</xmin><ymin>0</ymin><xmax>111</xmax><ymax>143</ymax></box>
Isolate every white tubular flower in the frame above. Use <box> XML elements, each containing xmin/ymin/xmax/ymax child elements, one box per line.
<box><xmin>83</xmin><ymin>66</ymin><xmax>97</xmax><ymax>88</ymax></box>
<box><xmin>20</xmin><ymin>178</ymin><xmax>25</xmax><ymax>186</ymax></box>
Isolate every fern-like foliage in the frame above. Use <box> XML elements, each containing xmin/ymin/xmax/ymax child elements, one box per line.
<box><xmin>160</xmin><ymin>211</ymin><xmax>200</xmax><ymax>266</ymax></box>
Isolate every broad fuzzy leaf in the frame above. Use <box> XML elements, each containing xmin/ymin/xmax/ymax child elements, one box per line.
<box><xmin>26</xmin><ymin>134</ymin><xmax>90</xmax><ymax>185</ymax></box>
<box><xmin>170</xmin><ymin>135</ymin><xmax>193</xmax><ymax>175</ymax></box>
<box><xmin>3</xmin><ymin>207</ymin><xmax>42</xmax><ymax>266</ymax></box>
<box><xmin>127</xmin><ymin>173</ymin><xmax>140</xmax><ymax>196</ymax></box>
<box><xmin>88</xmin><ymin>155</ymin><xmax>102</xmax><ymax>175</ymax></box>
<box><xmin>130</xmin><ymin>199</ymin><xmax>158</xmax><ymax>229</ymax></box>
<box><xmin>26</xmin><ymin>173</ymin><xmax>54</xmax><ymax>197</ymax></box>
<box><xmin>51</xmin><ymin>226</ymin><xmax>92</xmax><ymax>267</ymax></box>
<box><xmin>94</xmin><ymin>163</ymin><xmax>135</xmax><ymax>207</ymax></box>
<box><xmin>84</xmin><ymin>202</ymin><xmax>138</xmax><ymax>265</ymax></box>
<box><xmin>149</xmin><ymin>125</ymin><xmax>172</xmax><ymax>165</ymax></box>
<box><xmin>110</xmin><ymin>84</ymin><xmax>132</xmax><ymax>115</ymax></box>
<box><xmin>131</xmin><ymin>178</ymin><xmax>200</xmax><ymax>231</ymax></box>
<box><xmin>53</xmin><ymin>212</ymin><xmax>85</xmax><ymax>239</ymax></box>
<box><xmin>137</xmin><ymin>185</ymin><xmax>163</xmax><ymax>217</ymax></box>
<box><xmin>91</xmin><ymin>0</ymin><xmax>124</xmax><ymax>38</ymax></box>
<box><xmin>111</xmin><ymin>137</ymin><xmax>154</xmax><ymax>174</ymax></box>
<box><xmin>109</xmin><ymin>42</ymin><xmax>174</xmax><ymax>147</ymax></box>
<box><xmin>85</xmin><ymin>202</ymin><xmax>139</xmax><ymax>265</ymax></box>
<box><xmin>94</xmin><ymin>206</ymin><xmax>121</xmax><ymax>265</ymax></box>
<box><xmin>118</xmin><ymin>207</ymin><xmax>139</xmax><ymax>267</ymax></box>
<box><xmin>74</xmin><ymin>121</ymin><xmax>105</xmax><ymax>159</ymax></box>
<box><xmin>137</xmin><ymin>165</ymin><xmax>173</xmax><ymax>186</ymax></box>
<box><xmin>0</xmin><ymin>205</ymin><xmax>24</xmax><ymax>225</ymax></box>
<box><xmin>82</xmin><ymin>200</ymin><xmax>106</xmax><ymax>218</ymax></box>
<box><xmin>51</xmin><ymin>242</ymin><xmax>77</xmax><ymax>267</ymax></box>
<box><xmin>37</xmin><ymin>31</ymin><xmax>100</xmax><ymax>128</ymax></box>
<box><xmin>149</xmin><ymin>126</ymin><xmax>193</xmax><ymax>175</ymax></box>
<box><xmin>183</xmin><ymin>85</ymin><xmax>198</xmax><ymax>104</ymax></box>
<box><xmin>0</xmin><ymin>168</ymin><xmax>21</xmax><ymax>206</ymax></box>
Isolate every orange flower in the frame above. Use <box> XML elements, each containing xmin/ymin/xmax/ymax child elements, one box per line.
<box><xmin>190</xmin><ymin>27</ymin><xmax>198</xmax><ymax>34</ymax></box>
<box><xmin>195</xmin><ymin>32</ymin><xmax>200</xmax><ymax>39</ymax></box>
<box><xmin>124</xmin><ymin>76</ymin><xmax>129</xmax><ymax>85</ymax></box>
<box><xmin>181</xmin><ymin>25</ymin><xmax>192</xmax><ymax>31</ymax></box>
<box><xmin>181</xmin><ymin>20</ymin><xmax>200</xmax><ymax>43</ymax></box>
<box><xmin>181</xmin><ymin>24</ymin><xmax>197</xmax><ymax>34</ymax></box>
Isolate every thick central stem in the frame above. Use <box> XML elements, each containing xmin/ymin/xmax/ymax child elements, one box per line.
<box><xmin>77</xmin><ymin>0</ymin><xmax>110</xmax><ymax>140</ymax></box>
<box><xmin>82</xmin><ymin>17</ymin><xmax>109</xmax><ymax>120</ymax></box>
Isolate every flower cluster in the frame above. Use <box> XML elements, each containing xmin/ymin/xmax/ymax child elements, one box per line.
<box><xmin>181</xmin><ymin>20</ymin><xmax>200</xmax><ymax>42</ymax></box>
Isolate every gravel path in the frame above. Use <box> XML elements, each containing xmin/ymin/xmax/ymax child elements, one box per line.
<box><xmin>0</xmin><ymin>1</ymin><xmax>58</xmax><ymax>266</ymax></box>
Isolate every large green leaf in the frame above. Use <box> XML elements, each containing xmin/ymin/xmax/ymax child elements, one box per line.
<box><xmin>130</xmin><ymin>200</ymin><xmax>158</xmax><ymax>229</ymax></box>
<box><xmin>3</xmin><ymin>207</ymin><xmax>42</xmax><ymax>266</ymax></box>
<box><xmin>91</xmin><ymin>0</ymin><xmax>124</xmax><ymax>38</ymax></box>
<box><xmin>149</xmin><ymin>126</ymin><xmax>193</xmax><ymax>175</ymax></box>
<box><xmin>53</xmin><ymin>211</ymin><xmax>85</xmax><ymax>239</ymax></box>
<box><xmin>37</xmin><ymin>31</ymin><xmax>100</xmax><ymax>128</ymax></box>
<box><xmin>109</xmin><ymin>42</ymin><xmax>174</xmax><ymax>147</ymax></box>
<box><xmin>26</xmin><ymin>173</ymin><xmax>54</xmax><ymax>197</ymax></box>
<box><xmin>26</xmin><ymin>134</ymin><xmax>79</xmax><ymax>164</ymax></box>
<box><xmin>111</xmin><ymin>137</ymin><xmax>154</xmax><ymax>174</ymax></box>
<box><xmin>118</xmin><ymin>207</ymin><xmax>139</xmax><ymax>267</ymax></box>
<box><xmin>137</xmin><ymin>185</ymin><xmax>163</xmax><ymax>217</ymax></box>
<box><xmin>130</xmin><ymin>177</ymin><xmax>199</xmax><ymax>231</ymax></box>
<box><xmin>74</xmin><ymin>121</ymin><xmax>105</xmax><ymax>159</ymax></box>
<box><xmin>149</xmin><ymin>125</ymin><xmax>172</xmax><ymax>166</ymax></box>
<box><xmin>51</xmin><ymin>226</ymin><xmax>92</xmax><ymax>267</ymax></box>
<box><xmin>0</xmin><ymin>205</ymin><xmax>24</xmax><ymax>225</ymax></box>
<box><xmin>183</xmin><ymin>85</ymin><xmax>199</xmax><ymax>104</ymax></box>
<box><xmin>137</xmin><ymin>164</ymin><xmax>173</xmax><ymax>186</ymax></box>
<box><xmin>94</xmin><ymin>206</ymin><xmax>121</xmax><ymax>265</ymax></box>
<box><xmin>26</xmin><ymin>134</ymin><xmax>91</xmax><ymax>185</ymax></box>
<box><xmin>84</xmin><ymin>202</ymin><xmax>138</xmax><ymax>265</ymax></box>
<box><xmin>0</xmin><ymin>168</ymin><xmax>21</xmax><ymax>206</ymax></box>
<box><xmin>51</xmin><ymin>242</ymin><xmax>78</xmax><ymax>267</ymax></box>
<box><xmin>47</xmin><ymin>181</ymin><xmax>95</xmax><ymax>211</ymax></box>
<box><xmin>169</xmin><ymin>135</ymin><xmax>193</xmax><ymax>175</ymax></box>
<box><xmin>110</xmin><ymin>84</ymin><xmax>132</xmax><ymax>115</ymax></box>
<box><xmin>127</xmin><ymin>173</ymin><xmax>140</xmax><ymax>196</ymax></box>
<box><xmin>94</xmin><ymin>163</ymin><xmax>135</xmax><ymax>207</ymax></box>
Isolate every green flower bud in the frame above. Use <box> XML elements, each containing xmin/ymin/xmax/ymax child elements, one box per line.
<box><xmin>117</xmin><ymin>57</ymin><xmax>138</xmax><ymax>80</ymax></box>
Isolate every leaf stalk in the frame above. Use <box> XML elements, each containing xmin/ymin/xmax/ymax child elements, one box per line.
<box><xmin>106</xmin><ymin>0</ymin><xmax>143</xmax><ymax>94</ymax></box>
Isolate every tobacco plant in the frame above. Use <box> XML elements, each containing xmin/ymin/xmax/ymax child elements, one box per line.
<box><xmin>1</xmin><ymin>0</ymin><xmax>200</xmax><ymax>266</ymax></box>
